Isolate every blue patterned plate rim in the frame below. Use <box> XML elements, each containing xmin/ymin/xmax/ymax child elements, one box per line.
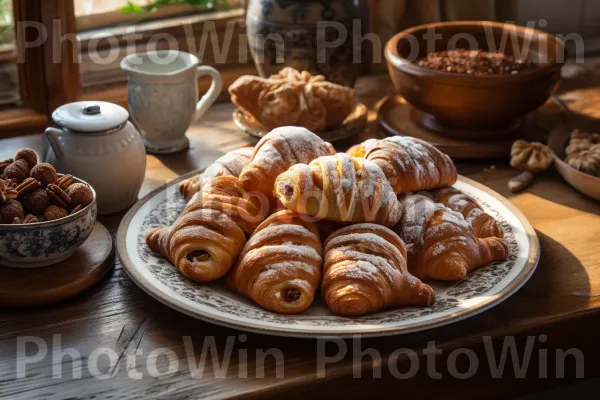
<box><xmin>116</xmin><ymin>170</ymin><xmax>540</xmax><ymax>338</ymax></box>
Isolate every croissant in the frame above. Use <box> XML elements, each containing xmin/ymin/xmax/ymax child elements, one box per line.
<box><xmin>432</xmin><ymin>187</ymin><xmax>503</xmax><ymax>238</ymax></box>
<box><xmin>395</xmin><ymin>195</ymin><xmax>509</xmax><ymax>281</ymax></box>
<box><xmin>322</xmin><ymin>224</ymin><xmax>435</xmax><ymax>316</ymax></box>
<box><xmin>146</xmin><ymin>176</ymin><xmax>268</xmax><ymax>282</ymax></box>
<box><xmin>304</xmin><ymin>77</ymin><xmax>356</xmax><ymax>129</ymax></box>
<box><xmin>239</xmin><ymin>126</ymin><xmax>335</xmax><ymax>198</ymax></box>
<box><xmin>228</xmin><ymin>210</ymin><xmax>323</xmax><ymax>314</ymax></box>
<box><xmin>349</xmin><ymin>137</ymin><xmax>457</xmax><ymax>194</ymax></box>
<box><xmin>274</xmin><ymin>153</ymin><xmax>402</xmax><ymax>226</ymax></box>
<box><xmin>229</xmin><ymin>75</ymin><xmax>326</xmax><ymax>132</ymax></box>
<box><xmin>178</xmin><ymin>147</ymin><xmax>254</xmax><ymax>200</ymax></box>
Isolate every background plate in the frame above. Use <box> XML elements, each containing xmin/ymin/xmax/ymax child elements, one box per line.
<box><xmin>117</xmin><ymin>172</ymin><xmax>540</xmax><ymax>338</ymax></box>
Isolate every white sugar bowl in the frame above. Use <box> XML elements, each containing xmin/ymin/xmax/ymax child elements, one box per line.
<box><xmin>45</xmin><ymin>101</ymin><xmax>147</xmax><ymax>214</ymax></box>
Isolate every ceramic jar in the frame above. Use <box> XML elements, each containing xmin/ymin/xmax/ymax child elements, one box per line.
<box><xmin>45</xmin><ymin>101</ymin><xmax>147</xmax><ymax>214</ymax></box>
<box><xmin>246</xmin><ymin>0</ymin><xmax>369</xmax><ymax>87</ymax></box>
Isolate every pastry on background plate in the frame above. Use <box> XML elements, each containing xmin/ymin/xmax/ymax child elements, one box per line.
<box><xmin>229</xmin><ymin>67</ymin><xmax>356</xmax><ymax>132</ymax></box>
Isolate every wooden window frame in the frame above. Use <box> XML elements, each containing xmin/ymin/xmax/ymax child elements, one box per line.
<box><xmin>0</xmin><ymin>0</ymin><xmax>252</xmax><ymax>138</ymax></box>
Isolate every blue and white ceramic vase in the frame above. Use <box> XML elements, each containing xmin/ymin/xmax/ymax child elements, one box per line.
<box><xmin>246</xmin><ymin>0</ymin><xmax>369</xmax><ymax>87</ymax></box>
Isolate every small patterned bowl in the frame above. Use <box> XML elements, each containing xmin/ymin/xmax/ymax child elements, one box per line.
<box><xmin>0</xmin><ymin>176</ymin><xmax>97</xmax><ymax>268</ymax></box>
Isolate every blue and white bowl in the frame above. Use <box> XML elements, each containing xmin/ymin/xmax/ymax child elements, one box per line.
<box><xmin>0</xmin><ymin>176</ymin><xmax>97</xmax><ymax>268</ymax></box>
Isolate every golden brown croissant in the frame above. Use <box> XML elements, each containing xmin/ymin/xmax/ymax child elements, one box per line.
<box><xmin>395</xmin><ymin>195</ymin><xmax>509</xmax><ymax>281</ymax></box>
<box><xmin>239</xmin><ymin>127</ymin><xmax>335</xmax><ymax>198</ymax></box>
<box><xmin>146</xmin><ymin>176</ymin><xmax>268</xmax><ymax>282</ymax></box>
<box><xmin>305</xmin><ymin>78</ymin><xmax>356</xmax><ymax>129</ymax></box>
<box><xmin>229</xmin><ymin>75</ymin><xmax>326</xmax><ymax>132</ymax></box>
<box><xmin>349</xmin><ymin>137</ymin><xmax>457</xmax><ymax>194</ymax></box>
<box><xmin>228</xmin><ymin>210</ymin><xmax>323</xmax><ymax>314</ymax></box>
<box><xmin>274</xmin><ymin>153</ymin><xmax>402</xmax><ymax>226</ymax></box>
<box><xmin>322</xmin><ymin>224</ymin><xmax>435</xmax><ymax>316</ymax></box>
<box><xmin>230</xmin><ymin>68</ymin><xmax>356</xmax><ymax>132</ymax></box>
<box><xmin>178</xmin><ymin>147</ymin><xmax>254</xmax><ymax>200</ymax></box>
<box><xmin>432</xmin><ymin>187</ymin><xmax>503</xmax><ymax>238</ymax></box>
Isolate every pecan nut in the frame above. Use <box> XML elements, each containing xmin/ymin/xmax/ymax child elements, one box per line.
<box><xmin>23</xmin><ymin>214</ymin><xmax>39</xmax><ymax>224</ymax></box>
<box><xmin>46</xmin><ymin>184</ymin><xmax>72</xmax><ymax>208</ymax></box>
<box><xmin>16</xmin><ymin>177</ymin><xmax>41</xmax><ymax>198</ymax></box>
<box><xmin>70</xmin><ymin>204</ymin><xmax>84</xmax><ymax>215</ymax></box>
<box><xmin>57</xmin><ymin>174</ymin><xmax>73</xmax><ymax>190</ymax></box>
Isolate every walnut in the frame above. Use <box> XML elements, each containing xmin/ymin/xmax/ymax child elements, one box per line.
<box><xmin>0</xmin><ymin>179</ymin><xmax>18</xmax><ymax>205</ymax></box>
<box><xmin>0</xmin><ymin>199</ymin><xmax>25</xmax><ymax>224</ymax></box>
<box><xmin>30</xmin><ymin>163</ymin><xmax>58</xmax><ymax>188</ymax></box>
<box><xmin>1</xmin><ymin>159</ymin><xmax>30</xmax><ymax>183</ymax></box>
<box><xmin>14</xmin><ymin>148</ymin><xmax>38</xmax><ymax>170</ymax></box>
<box><xmin>22</xmin><ymin>188</ymin><xmax>51</xmax><ymax>215</ymax></box>
<box><xmin>44</xmin><ymin>205</ymin><xmax>68</xmax><ymax>221</ymax></box>
<box><xmin>67</xmin><ymin>183</ymin><xmax>93</xmax><ymax>207</ymax></box>
<box><xmin>565</xmin><ymin>149</ymin><xmax>600</xmax><ymax>177</ymax></box>
<box><xmin>565</xmin><ymin>130</ymin><xmax>600</xmax><ymax>156</ymax></box>
<box><xmin>510</xmin><ymin>140</ymin><xmax>554</xmax><ymax>172</ymax></box>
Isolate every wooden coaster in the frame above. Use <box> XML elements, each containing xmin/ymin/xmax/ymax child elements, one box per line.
<box><xmin>0</xmin><ymin>222</ymin><xmax>114</xmax><ymax>308</ymax></box>
<box><xmin>377</xmin><ymin>96</ymin><xmax>549</xmax><ymax>159</ymax></box>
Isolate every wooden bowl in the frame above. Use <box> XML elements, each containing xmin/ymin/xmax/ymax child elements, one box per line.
<box><xmin>548</xmin><ymin>128</ymin><xmax>600</xmax><ymax>201</ymax></box>
<box><xmin>385</xmin><ymin>21</ymin><xmax>566</xmax><ymax>138</ymax></box>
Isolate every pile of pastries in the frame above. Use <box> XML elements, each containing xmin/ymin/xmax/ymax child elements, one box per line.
<box><xmin>229</xmin><ymin>68</ymin><xmax>356</xmax><ymax>133</ymax></box>
<box><xmin>147</xmin><ymin>127</ymin><xmax>509</xmax><ymax>317</ymax></box>
<box><xmin>564</xmin><ymin>130</ymin><xmax>600</xmax><ymax>177</ymax></box>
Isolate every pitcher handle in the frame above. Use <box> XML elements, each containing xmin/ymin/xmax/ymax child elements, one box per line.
<box><xmin>195</xmin><ymin>66</ymin><xmax>223</xmax><ymax>122</ymax></box>
<box><xmin>45</xmin><ymin>127</ymin><xmax>66</xmax><ymax>160</ymax></box>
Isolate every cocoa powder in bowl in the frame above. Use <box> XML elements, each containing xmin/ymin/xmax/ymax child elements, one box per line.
<box><xmin>416</xmin><ymin>49</ymin><xmax>539</xmax><ymax>76</ymax></box>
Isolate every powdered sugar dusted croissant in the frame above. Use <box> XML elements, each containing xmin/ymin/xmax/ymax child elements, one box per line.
<box><xmin>323</xmin><ymin>224</ymin><xmax>435</xmax><ymax>316</ymax></box>
<box><xmin>432</xmin><ymin>187</ymin><xmax>503</xmax><ymax>238</ymax></box>
<box><xmin>146</xmin><ymin>176</ymin><xmax>268</xmax><ymax>282</ymax></box>
<box><xmin>179</xmin><ymin>147</ymin><xmax>254</xmax><ymax>200</ymax></box>
<box><xmin>228</xmin><ymin>210</ymin><xmax>323</xmax><ymax>314</ymax></box>
<box><xmin>274</xmin><ymin>153</ymin><xmax>402</xmax><ymax>226</ymax></box>
<box><xmin>395</xmin><ymin>195</ymin><xmax>509</xmax><ymax>281</ymax></box>
<box><xmin>239</xmin><ymin>127</ymin><xmax>335</xmax><ymax>198</ymax></box>
<box><xmin>351</xmin><ymin>137</ymin><xmax>457</xmax><ymax>194</ymax></box>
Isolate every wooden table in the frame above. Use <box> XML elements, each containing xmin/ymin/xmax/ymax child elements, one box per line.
<box><xmin>1</xmin><ymin>73</ymin><xmax>600</xmax><ymax>400</ymax></box>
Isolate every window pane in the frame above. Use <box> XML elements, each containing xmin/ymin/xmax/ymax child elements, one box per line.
<box><xmin>0</xmin><ymin>0</ymin><xmax>20</xmax><ymax>106</ymax></box>
<box><xmin>75</xmin><ymin>0</ymin><xmax>153</xmax><ymax>17</ymax></box>
<box><xmin>75</xmin><ymin>0</ymin><xmax>243</xmax><ymax>89</ymax></box>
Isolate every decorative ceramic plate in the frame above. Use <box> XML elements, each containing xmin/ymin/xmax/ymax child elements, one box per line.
<box><xmin>117</xmin><ymin>172</ymin><xmax>539</xmax><ymax>338</ymax></box>
<box><xmin>233</xmin><ymin>103</ymin><xmax>368</xmax><ymax>143</ymax></box>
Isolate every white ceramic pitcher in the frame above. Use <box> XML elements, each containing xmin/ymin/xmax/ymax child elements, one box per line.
<box><xmin>121</xmin><ymin>50</ymin><xmax>223</xmax><ymax>154</ymax></box>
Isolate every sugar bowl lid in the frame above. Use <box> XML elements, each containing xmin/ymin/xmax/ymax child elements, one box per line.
<box><xmin>52</xmin><ymin>101</ymin><xmax>129</xmax><ymax>133</ymax></box>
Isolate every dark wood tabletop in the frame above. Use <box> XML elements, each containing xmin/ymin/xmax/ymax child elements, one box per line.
<box><xmin>1</xmin><ymin>71</ymin><xmax>600</xmax><ymax>400</ymax></box>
